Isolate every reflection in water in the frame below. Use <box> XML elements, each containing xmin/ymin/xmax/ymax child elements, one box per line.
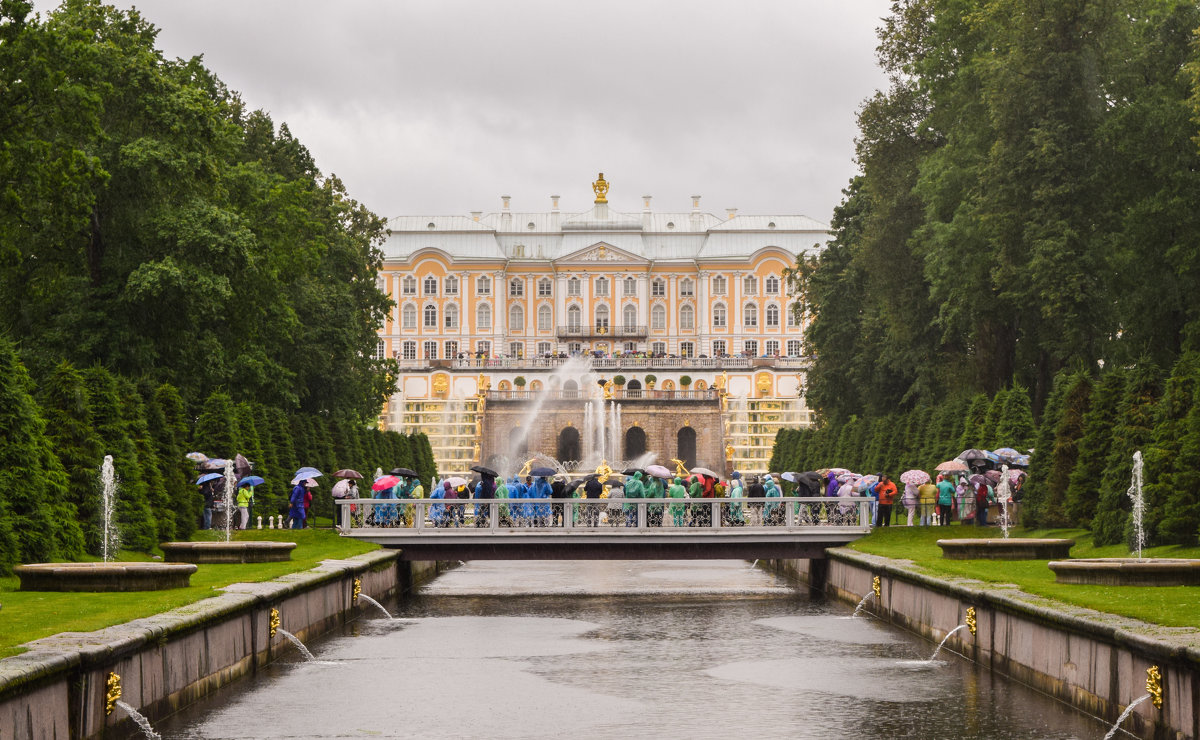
<box><xmin>159</xmin><ymin>560</ymin><xmax>1103</xmax><ymax>739</ymax></box>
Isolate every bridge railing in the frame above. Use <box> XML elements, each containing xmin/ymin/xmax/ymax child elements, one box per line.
<box><xmin>337</xmin><ymin>497</ymin><xmax>870</xmax><ymax>533</ymax></box>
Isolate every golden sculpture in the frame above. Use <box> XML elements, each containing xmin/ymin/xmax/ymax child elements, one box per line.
<box><xmin>352</xmin><ymin>577</ymin><xmax>362</xmax><ymax>605</ymax></box>
<box><xmin>670</xmin><ymin>458</ymin><xmax>689</xmax><ymax>478</ymax></box>
<box><xmin>1147</xmin><ymin>665</ymin><xmax>1163</xmax><ymax>709</ymax></box>
<box><xmin>518</xmin><ymin>458</ymin><xmax>535</xmax><ymax>478</ymax></box>
<box><xmin>269</xmin><ymin>607</ymin><xmax>280</xmax><ymax>638</ymax></box>
<box><xmin>477</xmin><ymin>373</ymin><xmax>490</xmax><ymax>394</ymax></box>
<box><xmin>603</xmin><ymin>379</ymin><xmax>615</xmax><ymax>399</ymax></box>
<box><xmin>595</xmin><ymin>459</ymin><xmax>613</xmax><ymax>484</ymax></box>
<box><xmin>432</xmin><ymin>374</ymin><xmax>449</xmax><ymax>396</ymax></box>
<box><xmin>872</xmin><ymin>575</ymin><xmax>881</xmax><ymax>601</ymax></box>
<box><xmin>725</xmin><ymin>443</ymin><xmax>734</xmax><ymax>460</ymax></box>
<box><xmin>719</xmin><ymin>370</ymin><xmax>729</xmax><ymax>390</ymax></box>
<box><xmin>592</xmin><ymin>172</ymin><xmax>609</xmax><ymax>204</ymax></box>
<box><xmin>473</xmin><ymin>440</ymin><xmax>481</xmax><ymax>459</ymax></box>
<box><xmin>965</xmin><ymin>606</ymin><xmax>977</xmax><ymax>636</ymax></box>
<box><xmin>105</xmin><ymin>671</ymin><xmax>122</xmax><ymax>716</ymax></box>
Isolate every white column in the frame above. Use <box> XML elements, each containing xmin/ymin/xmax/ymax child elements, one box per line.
<box><xmin>667</xmin><ymin>274</ymin><xmax>677</xmax><ymax>353</ymax></box>
<box><xmin>494</xmin><ymin>271</ymin><xmax>505</xmax><ymax>347</ymax></box>
<box><xmin>697</xmin><ymin>270</ymin><xmax>708</xmax><ymax>353</ymax></box>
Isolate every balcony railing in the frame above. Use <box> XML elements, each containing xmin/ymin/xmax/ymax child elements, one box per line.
<box><xmin>393</xmin><ymin>356</ymin><xmax>810</xmax><ymax>371</ymax></box>
<box><xmin>555</xmin><ymin>325</ymin><xmax>648</xmax><ymax>338</ymax></box>
<box><xmin>486</xmin><ymin>389</ymin><xmax>719</xmax><ymax>401</ymax></box>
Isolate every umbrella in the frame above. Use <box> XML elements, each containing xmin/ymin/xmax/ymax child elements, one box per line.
<box><xmin>200</xmin><ymin>458</ymin><xmax>228</xmax><ymax>471</ymax></box>
<box><xmin>294</xmin><ymin>466</ymin><xmax>323</xmax><ymax>479</ymax></box>
<box><xmin>1007</xmin><ymin>468</ymin><xmax>1027</xmax><ymax>484</ymax></box>
<box><xmin>391</xmin><ymin>467</ymin><xmax>418</xmax><ymax>477</ymax></box>
<box><xmin>968</xmin><ymin>474</ymin><xmax>988</xmax><ymax>487</ymax></box>
<box><xmin>1012</xmin><ymin>455</ymin><xmax>1031</xmax><ymax>468</ymax></box>
<box><xmin>690</xmin><ymin>467</ymin><xmax>721</xmax><ymax>478</ymax></box>
<box><xmin>305</xmin><ymin>479</ymin><xmax>319</xmax><ymax>488</ymax></box>
<box><xmin>836</xmin><ymin>472</ymin><xmax>858</xmax><ymax>482</ymax></box>
<box><xmin>992</xmin><ymin>447</ymin><xmax>1022</xmax><ymax>461</ymax></box>
<box><xmin>935</xmin><ymin>460</ymin><xmax>969</xmax><ymax>472</ymax></box>
<box><xmin>234</xmin><ymin>453</ymin><xmax>253</xmax><ymax>480</ymax></box>
<box><xmin>444</xmin><ymin>476</ymin><xmax>469</xmax><ymax>488</ymax></box>
<box><xmin>827</xmin><ymin>467</ymin><xmax>852</xmax><ymax>475</ymax></box>
<box><xmin>956</xmin><ymin>449</ymin><xmax>992</xmax><ymax>462</ymax></box>
<box><xmin>646</xmin><ymin>464</ymin><xmax>673</xmax><ymax>479</ymax></box>
<box><xmin>237</xmin><ymin>475</ymin><xmax>264</xmax><ymax>488</ymax></box>
<box><xmin>621</xmin><ymin>468</ymin><xmax>643</xmax><ymax>476</ymax></box>
<box><xmin>530</xmin><ymin>466</ymin><xmax>557</xmax><ymax>477</ymax></box>
<box><xmin>983</xmin><ymin>470</ymin><xmax>1002</xmax><ymax>483</ymax></box>
<box><xmin>331</xmin><ymin>479</ymin><xmax>352</xmax><ymax>499</ymax></box>
<box><xmin>566</xmin><ymin>479</ymin><xmax>586</xmax><ymax>493</ymax></box>
<box><xmin>853</xmin><ymin>475</ymin><xmax>878</xmax><ymax>493</ymax></box>
<box><xmin>899</xmin><ymin>469</ymin><xmax>931</xmax><ymax>486</ymax></box>
<box><xmin>334</xmin><ymin>469</ymin><xmax>364</xmax><ymax>479</ymax></box>
<box><xmin>781</xmin><ymin>471</ymin><xmax>800</xmax><ymax>482</ymax></box>
<box><xmin>469</xmin><ymin>464</ymin><xmax>498</xmax><ymax>477</ymax></box>
<box><xmin>371</xmin><ymin>475</ymin><xmax>401</xmax><ymax>491</ymax></box>
<box><xmin>185</xmin><ymin>452</ymin><xmax>209</xmax><ymax>463</ymax></box>
<box><xmin>196</xmin><ymin>472</ymin><xmax>223</xmax><ymax>485</ymax></box>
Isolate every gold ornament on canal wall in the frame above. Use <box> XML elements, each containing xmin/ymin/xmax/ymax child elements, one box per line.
<box><xmin>871</xmin><ymin>575</ymin><xmax>881</xmax><ymax>601</ymax></box>
<box><xmin>352</xmin><ymin>577</ymin><xmax>362</xmax><ymax>605</ymax></box>
<box><xmin>104</xmin><ymin>671</ymin><xmax>121</xmax><ymax>716</ymax></box>
<box><xmin>966</xmin><ymin>606</ymin><xmax>977</xmax><ymax>636</ymax></box>
<box><xmin>269</xmin><ymin>607</ymin><xmax>280</xmax><ymax>638</ymax></box>
<box><xmin>1147</xmin><ymin>665</ymin><xmax>1163</xmax><ymax>709</ymax></box>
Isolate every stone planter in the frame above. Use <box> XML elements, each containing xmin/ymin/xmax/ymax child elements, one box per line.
<box><xmin>14</xmin><ymin>562</ymin><xmax>197</xmax><ymax>592</ymax></box>
<box><xmin>159</xmin><ymin>541</ymin><xmax>296</xmax><ymax>564</ymax></box>
<box><xmin>1048</xmin><ymin>557</ymin><xmax>1200</xmax><ymax>586</ymax></box>
<box><xmin>937</xmin><ymin>538</ymin><xmax>1075</xmax><ymax>560</ymax></box>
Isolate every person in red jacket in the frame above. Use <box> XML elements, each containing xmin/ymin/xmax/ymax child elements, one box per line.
<box><xmin>875</xmin><ymin>474</ymin><xmax>897</xmax><ymax>527</ymax></box>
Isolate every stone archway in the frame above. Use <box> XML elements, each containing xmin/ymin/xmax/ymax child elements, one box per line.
<box><xmin>677</xmin><ymin>427</ymin><xmax>697</xmax><ymax>469</ymax></box>
<box><xmin>624</xmin><ymin>426</ymin><xmax>647</xmax><ymax>460</ymax></box>
<box><xmin>563</xmin><ymin>379</ymin><xmax>579</xmax><ymax>398</ymax></box>
<box><xmin>557</xmin><ymin>426</ymin><xmax>581</xmax><ymax>463</ymax></box>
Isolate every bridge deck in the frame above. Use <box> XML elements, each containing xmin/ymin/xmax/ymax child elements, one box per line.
<box><xmin>338</xmin><ymin>497</ymin><xmax>870</xmax><ymax>560</ymax></box>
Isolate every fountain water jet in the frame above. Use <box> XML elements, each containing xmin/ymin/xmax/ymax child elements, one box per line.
<box><xmin>925</xmin><ymin>624</ymin><xmax>966</xmax><ymax>662</ymax></box>
<box><xmin>99</xmin><ymin>455</ymin><xmax>119</xmax><ymax>562</ymax></box>
<box><xmin>357</xmin><ymin>594</ymin><xmax>395</xmax><ymax>620</ymax></box>
<box><xmin>222</xmin><ymin>459</ymin><xmax>237</xmax><ymax>542</ymax></box>
<box><xmin>851</xmin><ymin>591</ymin><xmax>873</xmax><ymax>617</ymax></box>
<box><xmin>115</xmin><ymin>700</ymin><xmax>161</xmax><ymax>740</ymax></box>
<box><xmin>1127</xmin><ymin>450</ymin><xmax>1146</xmax><ymax>560</ymax></box>
<box><xmin>996</xmin><ymin>464</ymin><xmax>1012</xmax><ymax>539</ymax></box>
<box><xmin>1103</xmin><ymin>694</ymin><xmax>1150</xmax><ymax>740</ymax></box>
<box><xmin>277</xmin><ymin>628</ymin><xmax>316</xmax><ymax>662</ymax></box>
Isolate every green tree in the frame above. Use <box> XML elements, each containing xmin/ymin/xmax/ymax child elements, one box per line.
<box><xmin>994</xmin><ymin>385</ymin><xmax>1035</xmax><ymax>452</ymax></box>
<box><xmin>193</xmin><ymin>391</ymin><xmax>241</xmax><ymax>460</ymax></box>
<box><xmin>37</xmin><ymin>360</ymin><xmax>105</xmax><ymax>552</ymax></box>
<box><xmin>149</xmin><ymin>382</ymin><xmax>195</xmax><ymax>539</ymax></box>
<box><xmin>1064</xmin><ymin>369</ymin><xmax>1127</xmax><ymax>529</ymax></box>
<box><xmin>119</xmin><ymin>377</ymin><xmax>171</xmax><ymax>542</ymax></box>
<box><xmin>1092</xmin><ymin>364</ymin><xmax>1162</xmax><ymax>546</ymax></box>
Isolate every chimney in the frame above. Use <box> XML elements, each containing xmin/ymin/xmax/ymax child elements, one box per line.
<box><xmin>470</xmin><ymin>211</ymin><xmax>482</xmax><ymax>222</ymax></box>
<box><xmin>551</xmin><ymin>195</ymin><xmax>560</xmax><ymax>212</ymax></box>
<box><xmin>691</xmin><ymin>195</ymin><xmax>703</xmax><ymax>229</ymax></box>
<box><xmin>501</xmin><ymin>195</ymin><xmax>512</xmax><ymax>230</ymax></box>
<box><xmin>726</xmin><ymin>208</ymin><xmax>737</xmax><ymax>220</ymax></box>
<box><xmin>642</xmin><ymin>195</ymin><xmax>652</xmax><ymax>230</ymax></box>
<box><xmin>551</xmin><ymin>195</ymin><xmax>561</xmax><ymax>229</ymax></box>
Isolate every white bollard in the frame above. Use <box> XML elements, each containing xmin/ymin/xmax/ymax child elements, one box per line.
<box><xmin>268</xmin><ymin>515</ymin><xmax>275</xmax><ymax>529</ymax></box>
<box><xmin>257</xmin><ymin>516</ymin><xmax>263</xmax><ymax>529</ymax></box>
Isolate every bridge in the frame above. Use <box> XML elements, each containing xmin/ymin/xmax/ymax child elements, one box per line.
<box><xmin>337</xmin><ymin>497</ymin><xmax>871</xmax><ymax>561</ymax></box>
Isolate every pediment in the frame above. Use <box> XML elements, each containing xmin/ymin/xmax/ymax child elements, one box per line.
<box><xmin>556</xmin><ymin>241</ymin><xmax>647</xmax><ymax>264</ymax></box>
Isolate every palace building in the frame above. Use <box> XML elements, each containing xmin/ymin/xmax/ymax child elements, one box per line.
<box><xmin>377</xmin><ymin>174</ymin><xmax>827</xmax><ymax>477</ymax></box>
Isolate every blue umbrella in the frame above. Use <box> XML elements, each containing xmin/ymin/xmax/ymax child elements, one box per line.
<box><xmin>196</xmin><ymin>472</ymin><xmax>223</xmax><ymax>485</ymax></box>
<box><xmin>237</xmin><ymin>475</ymin><xmax>264</xmax><ymax>488</ymax></box>
<box><xmin>294</xmin><ymin>466</ymin><xmax>323</xmax><ymax>478</ymax></box>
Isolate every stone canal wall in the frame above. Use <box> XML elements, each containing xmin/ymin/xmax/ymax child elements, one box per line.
<box><xmin>768</xmin><ymin>550</ymin><xmax>1200</xmax><ymax>740</ymax></box>
<box><xmin>0</xmin><ymin>553</ymin><xmax>447</xmax><ymax>739</ymax></box>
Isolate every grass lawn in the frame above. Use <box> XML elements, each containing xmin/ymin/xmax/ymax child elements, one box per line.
<box><xmin>847</xmin><ymin>524</ymin><xmax>1200</xmax><ymax>629</ymax></box>
<box><xmin>0</xmin><ymin>526</ymin><xmax>378</xmax><ymax>660</ymax></box>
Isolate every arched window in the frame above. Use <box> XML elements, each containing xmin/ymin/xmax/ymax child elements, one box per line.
<box><xmin>568</xmin><ymin>277</ymin><xmax>581</xmax><ymax>296</ymax></box>
<box><xmin>712</xmin><ymin>303</ymin><xmax>727</xmax><ymax>328</ymax></box>
<box><xmin>679</xmin><ymin>278</ymin><xmax>694</xmax><ymax>297</ymax></box>
<box><xmin>744</xmin><ymin>303</ymin><xmax>758</xmax><ymax>328</ymax></box>
<box><xmin>402</xmin><ymin>304</ymin><xmax>416</xmax><ymax>329</ymax></box>
<box><xmin>765</xmin><ymin>275</ymin><xmax>780</xmax><ymax>294</ymax></box>
<box><xmin>508</xmin><ymin>304</ymin><xmax>524</xmax><ymax>332</ymax></box>
<box><xmin>477</xmin><ymin>303</ymin><xmax>492</xmax><ymax>330</ymax></box>
<box><xmin>766</xmin><ymin>303</ymin><xmax>780</xmax><ymax>327</ymax></box>
<box><xmin>680</xmin><ymin>304</ymin><xmax>695</xmax><ymax>330</ymax></box>
<box><xmin>595</xmin><ymin>276</ymin><xmax>609</xmax><ymax>296</ymax></box>
<box><xmin>567</xmin><ymin>305</ymin><xmax>582</xmax><ymax>330</ymax></box>
<box><xmin>538</xmin><ymin>278</ymin><xmax>552</xmax><ymax>296</ymax></box>
<box><xmin>444</xmin><ymin>303</ymin><xmax>459</xmax><ymax>329</ymax></box>
<box><xmin>557</xmin><ymin>426</ymin><xmax>581</xmax><ymax>460</ymax></box>
<box><xmin>743</xmin><ymin>275</ymin><xmax>757</xmax><ymax>295</ymax></box>
<box><xmin>509</xmin><ymin>278</ymin><xmax>524</xmax><ymax>297</ymax></box>
<box><xmin>623</xmin><ymin>277</ymin><xmax>637</xmax><ymax>296</ymax></box>
<box><xmin>537</xmin><ymin>304</ymin><xmax>552</xmax><ymax>331</ymax></box>
<box><xmin>423</xmin><ymin>304</ymin><xmax>437</xmax><ymax>328</ymax></box>
<box><xmin>444</xmin><ymin>275</ymin><xmax>459</xmax><ymax>295</ymax></box>
<box><xmin>651</xmin><ymin>304</ymin><xmax>666</xmax><ymax>330</ymax></box>
<box><xmin>677</xmin><ymin>427</ymin><xmax>697</xmax><ymax>469</ymax></box>
<box><xmin>712</xmin><ymin>275</ymin><xmax>727</xmax><ymax>295</ymax></box>
<box><xmin>423</xmin><ymin>276</ymin><xmax>438</xmax><ymax>296</ymax></box>
<box><xmin>624</xmin><ymin>427</ymin><xmax>647</xmax><ymax>458</ymax></box>
<box><xmin>651</xmin><ymin>278</ymin><xmax>665</xmax><ymax>297</ymax></box>
<box><xmin>475</xmin><ymin>275</ymin><xmax>491</xmax><ymax>295</ymax></box>
<box><xmin>402</xmin><ymin>276</ymin><xmax>417</xmax><ymax>295</ymax></box>
<box><xmin>623</xmin><ymin>304</ymin><xmax>638</xmax><ymax>331</ymax></box>
<box><xmin>595</xmin><ymin>304</ymin><xmax>610</xmax><ymax>330</ymax></box>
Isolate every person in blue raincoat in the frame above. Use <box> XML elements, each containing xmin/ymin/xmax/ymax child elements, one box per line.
<box><xmin>763</xmin><ymin>474</ymin><xmax>783</xmax><ymax>525</ymax></box>
<box><xmin>727</xmin><ymin>473</ymin><xmax>745</xmax><ymax>526</ymax></box>
<box><xmin>530</xmin><ymin>476</ymin><xmax>552</xmax><ymax>527</ymax></box>
<box><xmin>428</xmin><ymin>481</ymin><xmax>447</xmax><ymax>527</ymax></box>
<box><xmin>507</xmin><ymin>476</ymin><xmax>527</xmax><ymax>525</ymax></box>
<box><xmin>623</xmin><ymin>471</ymin><xmax>645</xmax><ymax>527</ymax></box>
<box><xmin>288</xmin><ymin>480</ymin><xmax>307</xmax><ymax>529</ymax></box>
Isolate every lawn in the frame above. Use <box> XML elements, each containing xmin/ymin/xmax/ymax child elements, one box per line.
<box><xmin>846</xmin><ymin>524</ymin><xmax>1200</xmax><ymax>629</ymax></box>
<box><xmin>0</xmin><ymin>526</ymin><xmax>378</xmax><ymax>659</ymax></box>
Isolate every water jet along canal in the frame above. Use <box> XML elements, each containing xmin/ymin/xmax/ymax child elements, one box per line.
<box><xmin>159</xmin><ymin>560</ymin><xmax>1108</xmax><ymax>738</ymax></box>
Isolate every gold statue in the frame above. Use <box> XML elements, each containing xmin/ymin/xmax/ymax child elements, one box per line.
<box><xmin>477</xmin><ymin>373</ymin><xmax>490</xmax><ymax>393</ymax></box>
<box><xmin>725</xmin><ymin>443</ymin><xmax>734</xmax><ymax>460</ymax></box>
<box><xmin>670</xmin><ymin>458</ymin><xmax>689</xmax><ymax>478</ymax></box>
<box><xmin>719</xmin><ymin>370</ymin><xmax>729</xmax><ymax>391</ymax></box>
<box><xmin>603</xmin><ymin>379</ymin><xmax>615</xmax><ymax>400</ymax></box>
<box><xmin>592</xmin><ymin>172</ymin><xmax>609</xmax><ymax>204</ymax></box>
<box><xmin>518</xmin><ymin>458</ymin><xmax>534</xmax><ymax>478</ymax></box>
<box><xmin>595</xmin><ymin>459</ymin><xmax>613</xmax><ymax>484</ymax></box>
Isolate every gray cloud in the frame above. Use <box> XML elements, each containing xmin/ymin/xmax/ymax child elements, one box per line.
<box><xmin>36</xmin><ymin>0</ymin><xmax>891</xmax><ymax>223</ymax></box>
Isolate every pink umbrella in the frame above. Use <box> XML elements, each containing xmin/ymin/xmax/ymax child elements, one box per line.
<box><xmin>371</xmin><ymin>475</ymin><xmax>401</xmax><ymax>492</ymax></box>
<box><xmin>935</xmin><ymin>460</ymin><xmax>969</xmax><ymax>473</ymax></box>
<box><xmin>900</xmin><ymin>469</ymin><xmax>931</xmax><ymax>486</ymax></box>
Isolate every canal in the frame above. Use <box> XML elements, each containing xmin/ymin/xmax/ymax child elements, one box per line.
<box><xmin>158</xmin><ymin>560</ymin><xmax>1110</xmax><ymax>738</ymax></box>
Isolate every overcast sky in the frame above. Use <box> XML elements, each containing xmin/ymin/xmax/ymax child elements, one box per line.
<box><xmin>39</xmin><ymin>1</ymin><xmax>892</xmax><ymax>225</ymax></box>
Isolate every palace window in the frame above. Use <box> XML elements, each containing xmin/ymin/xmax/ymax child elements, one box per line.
<box><xmin>680</xmin><ymin>304</ymin><xmax>695</xmax><ymax>330</ymax></box>
<box><xmin>402</xmin><ymin>304</ymin><xmax>417</xmax><ymax>329</ymax></box>
<box><xmin>712</xmin><ymin>275</ymin><xmax>727</xmax><ymax>295</ymax></box>
<box><xmin>743</xmin><ymin>340</ymin><xmax>758</xmax><ymax>356</ymax></box>
<box><xmin>423</xmin><ymin>276</ymin><xmax>438</xmax><ymax>296</ymax></box>
<box><xmin>651</xmin><ymin>278</ymin><xmax>665</xmax><ymax>297</ymax></box>
<box><xmin>373</xmin><ymin>339</ymin><xmax>386</xmax><ymax>360</ymax></box>
<box><xmin>477</xmin><ymin>303</ymin><xmax>492</xmax><ymax>330</ymax></box>
<box><xmin>444</xmin><ymin>276</ymin><xmax>459</xmax><ymax>295</ymax></box>
<box><xmin>446</xmin><ymin>340</ymin><xmax>459</xmax><ymax>358</ymax></box>
<box><xmin>568</xmin><ymin>342</ymin><xmax>582</xmax><ymax>354</ymax></box>
<box><xmin>595</xmin><ymin>277</ymin><xmax>610</xmax><ymax>296</ymax></box>
<box><xmin>423</xmin><ymin>341</ymin><xmax>438</xmax><ymax>359</ymax></box>
<box><xmin>595</xmin><ymin>304</ymin><xmax>610</xmax><ymax>330</ymax></box>
<box><xmin>787</xmin><ymin>303</ymin><xmax>800</xmax><ymax>327</ymax></box>
<box><xmin>679</xmin><ymin>278</ymin><xmax>694</xmax><ymax>297</ymax></box>
<box><xmin>712</xmin><ymin>303</ymin><xmax>727</xmax><ymax>328</ymax></box>
<box><xmin>744</xmin><ymin>303</ymin><xmax>758</xmax><ymax>328</ymax></box>
<box><xmin>623</xmin><ymin>277</ymin><xmax>637</xmax><ymax>297</ymax></box>
<box><xmin>743</xmin><ymin>275</ymin><xmax>757</xmax><ymax>295</ymax></box>
<box><xmin>680</xmin><ymin>341</ymin><xmax>694</xmax><ymax>358</ymax></box>
<box><xmin>766</xmin><ymin>303</ymin><xmax>780</xmax><ymax>328</ymax></box>
<box><xmin>509</xmin><ymin>304</ymin><xmax>524</xmax><ymax>332</ymax></box>
<box><xmin>765</xmin><ymin>275</ymin><xmax>780</xmax><ymax>294</ymax></box>
<box><xmin>624</xmin><ymin>342</ymin><xmax>637</xmax><ymax>353</ymax></box>
<box><xmin>568</xmin><ymin>276</ymin><xmax>581</xmax><ymax>296</ymax></box>
<box><xmin>509</xmin><ymin>278</ymin><xmax>524</xmax><ymax>297</ymax></box>
<box><xmin>509</xmin><ymin>341</ymin><xmax>524</xmax><ymax>357</ymax></box>
<box><xmin>477</xmin><ymin>340</ymin><xmax>491</xmax><ymax>355</ymax></box>
<box><xmin>476</xmin><ymin>276</ymin><xmax>491</xmax><ymax>295</ymax></box>
<box><xmin>423</xmin><ymin>304</ymin><xmax>437</xmax><ymax>328</ymax></box>
<box><xmin>537</xmin><ymin>341</ymin><xmax>553</xmax><ymax>356</ymax></box>
<box><xmin>787</xmin><ymin>339</ymin><xmax>802</xmax><ymax>357</ymax></box>
<box><xmin>444</xmin><ymin>303</ymin><xmax>459</xmax><ymax>329</ymax></box>
<box><xmin>538</xmin><ymin>278</ymin><xmax>552</xmax><ymax>297</ymax></box>
<box><xmin>402</xmin><ymin>276</ymin><xmax>417</xmax><ymax>295</ymax></box>
<box><xmin>651</xmin><ymin>341</ymin><xmax>666</xmax><ymax>354</ymax></box>
<box><xmin>712</xmin><ymin>339</ymin><xmax>727</xmax><ymax>356</ymax></box>
<box><xmin>651</xmin><ymin>304</ymin><xmax>666</xmax><ymax>330</ymax></box>
<box><xmin>537</xmin><ymin>304</ymin><xmax>552</xmax><ymax>331</ymax></box>
<box><xmin>623</xmin><ymin>304</ymin><xmax>638</xmax><ymax>331</ymax></box>
<box><xmin>765</xmin><ymin>340</ymin><xmax>780</xmax><ymax>357</ymax></box>
<box><xmin>402</xmin><ymin>341</ymin><xmax>417</xmax><ymax>360</ymax></box>
<box><xmin>568</xmin><ymin>305</ymin><xmax>582</xmax><ymax>329</ymax></box>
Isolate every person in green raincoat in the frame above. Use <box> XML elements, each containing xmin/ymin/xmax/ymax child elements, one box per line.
<box><xmin>687</xmin><ymin>475</ymin><xmax>705</xmax><ymax>527</ymax></box>
<box><xmin>623</xmin><ymin>471</ymin><xmax>645</xmax><ymax>527</ymax></box>
<box><xmin>727</xmin><ymin>473</ymin><xmax>745</xmax><ymax>526</ymax></box>
<box><xmin>668</xmin><ymin>476</ymin><xmax>688</xmax><ymax>527</ymax></box>
<box><xmin>495</xmin><ymin>476</ymin><xmax>511</xmax><ymax>526</ymax></box>
<box><xmin>644</xmin><ymin>474</ymin><xmax>665</xmax><ymax>527</ymax></box>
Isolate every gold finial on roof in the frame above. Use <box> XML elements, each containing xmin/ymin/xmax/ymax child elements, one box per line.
<box><xmin>592</xmin><ymin>172</ymin><xmax>609</xmax><ymax>204</ymax></box>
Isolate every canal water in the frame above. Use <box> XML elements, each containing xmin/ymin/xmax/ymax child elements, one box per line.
<box><xmin>158</xmin><ymin>560</ymin><xmax>1109</xmax><ymax>739</ymax></box>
